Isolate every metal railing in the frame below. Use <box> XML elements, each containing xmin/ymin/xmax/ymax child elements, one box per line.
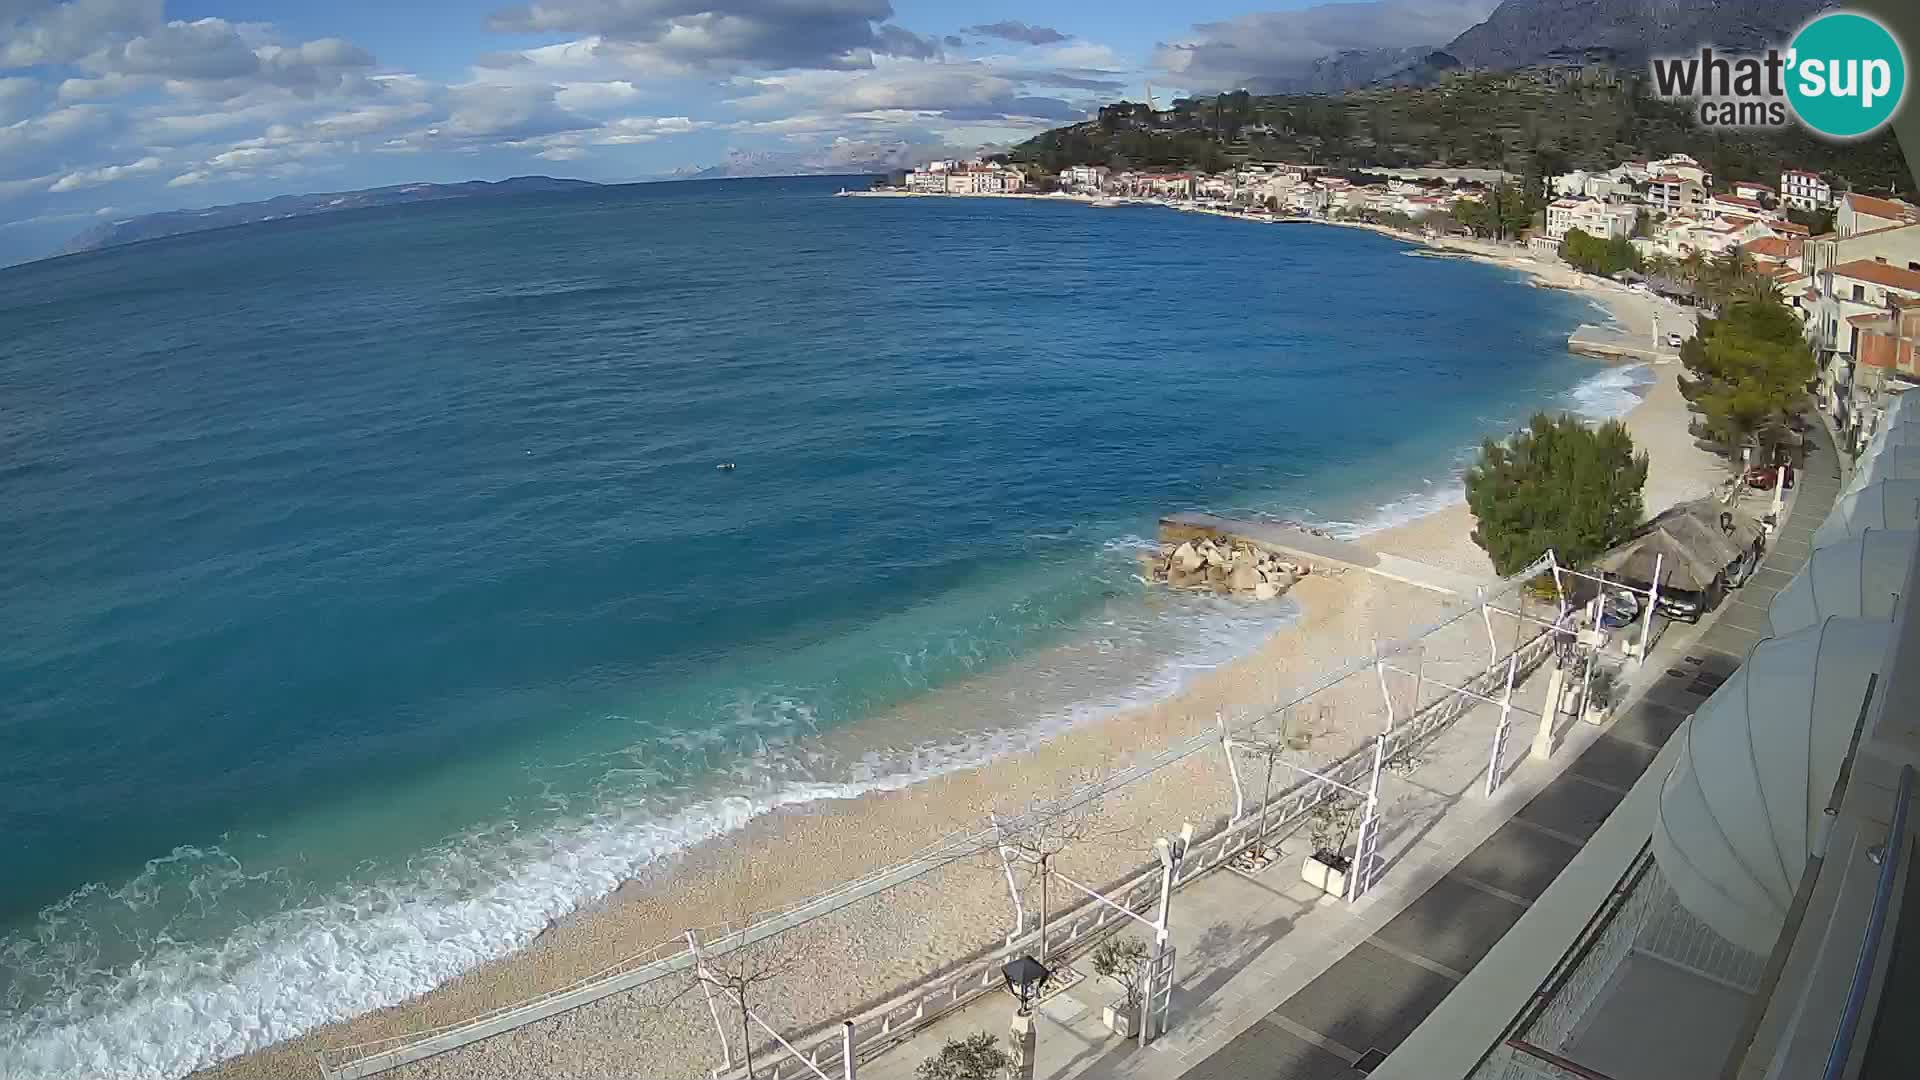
<box><xmin>1821</xmin><ymin>762</ymin><xmax>1916</xmax><ymax>1080</ymax></box>
<box><xmin>318</xmin><ymin>554</ymin><xmax>1563</xmax><ymax>1078</ymax></box>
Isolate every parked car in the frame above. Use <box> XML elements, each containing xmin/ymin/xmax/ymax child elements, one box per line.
<box><xmin>1654</xmin><ymin>587</ymin><xmax>1707</xmax><ymax>623</ymax></box>
<box><xmin>1597</xmin><ymin>586</ymin><xmax>1641</xmax><ymax>629</ymax></box>
<box><xmin>1665</xmin><ymin>332</ymin><xmax>1685</xmax><ymax>347</ymax></box>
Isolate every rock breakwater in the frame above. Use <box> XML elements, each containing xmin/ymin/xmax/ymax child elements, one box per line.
<box><xmin>1137</xmin><ymin>537</ymin><xmax>1310</xmax><ymax>599</ymax></box>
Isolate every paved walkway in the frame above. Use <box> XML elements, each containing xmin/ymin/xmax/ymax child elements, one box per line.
<box><xmin>1166</xmin><ymin>420</ymin><xmax>1843</xmax><ymax>1080</ymax></box>
<box><xmin>853</xmin><ymin>425</ymin><xmax>1843</xmax><ymax>1080</ymax></box>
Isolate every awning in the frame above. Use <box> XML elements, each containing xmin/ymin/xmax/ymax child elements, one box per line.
<box><xmin>1814</xmin><ymin>479</ymin><xmax>1920</xmax><ymax>548</ymax></box>
<box><xmin>1769</xmin><ymin>528</ymin><xmax>1916</xmax><ymax>635</ymax></box>
<box><xmin>1845</xmin><ymin>445</ymin><xmax>1920</xmax><ymax>496</ymax></box>
<box><xmin>1653</xmin><ymin>619</ymin><xmax>1891</xmax><ymax>953</ymax></box>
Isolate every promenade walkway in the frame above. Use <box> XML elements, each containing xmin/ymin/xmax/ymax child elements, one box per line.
<box><xmin>856</xmin><ymin>427</ymin><xmax>1841</xmax><ymax>1080</ymax></box>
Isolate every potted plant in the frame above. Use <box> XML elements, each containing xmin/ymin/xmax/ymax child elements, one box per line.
<box><xmin>1301</xmin><ymin>794</ymin><xmax>1361</xmax><ymax>897</ymax></box>
<box><xmin>1583</xmin><ymin>665</ymin><xmax>1620</xmax><ymax>724</ymax></box>
<box><xmin>1091</xmin><ymin>936</ymin><xmax>1152</xmax><ymax>1037</ymax></box>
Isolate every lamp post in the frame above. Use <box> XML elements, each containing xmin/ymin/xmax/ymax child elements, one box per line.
<box><xmin>1002</xmin><ymin>954</ymin><xmax>1051</xmax><ymax>1080</ymax></box>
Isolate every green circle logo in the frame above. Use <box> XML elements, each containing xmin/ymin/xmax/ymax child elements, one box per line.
<box><xmin>1786</xmin><ymin>12</ymin><xmax>1907</xmax><ymax>139</ymax></box>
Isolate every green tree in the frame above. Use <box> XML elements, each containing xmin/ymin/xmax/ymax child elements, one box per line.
<box><xmin>1679</xmin><ymin>297</ymin><xmax>1816</xmax><ymax>460</ymax></box>
<box><xmin>1453</xmin><ymin>197</ymin><xmax>1497</xmax><ymax>237</ymax></box>
<box><xmin>919</xmin><ymin>1034</ymin><xmax>1012</xmax><ymax>1080</ymax></box>
<box><xmin>1558</xmin><ymin>228</ymin><xmax>1641</xmax><ymax>276</ymax></box>
<box><xmin>1465</xmin><ymin>413</ymin><xmax>1649</xmax><ymax>574</ymax></box>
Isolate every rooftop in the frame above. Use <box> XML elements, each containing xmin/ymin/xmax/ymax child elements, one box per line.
<box><xmin>1848</xmin><ymin>193</ymin><xmax>1920</xmax><ymax>223</ymax></box>
<box><xmin>1831</xmin><ymin>259</ymin><xmax>1920</xmax><ymax>292</ymax></box>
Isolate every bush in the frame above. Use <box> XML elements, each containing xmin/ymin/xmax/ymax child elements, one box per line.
<box><xmin>919</xmin><ymin>1033</ymin><xmax>1011</xmax><ymax>1080</ymax></box>
<box><xmin>1465</xmin><ymin>412</ymin><xmax>1649</xmax><ymax>576</ymax></box>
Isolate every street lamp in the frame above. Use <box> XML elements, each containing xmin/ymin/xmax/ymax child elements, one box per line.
<box><xmin>1001</xmin><ymin>954</ymin><xmax>1051</xmax><ymax>1080</ymax></box>
<box><xmin>1001</xmin><ymin>954</ymin><xmax>1051</xmax><ymax>1016</ymax></box>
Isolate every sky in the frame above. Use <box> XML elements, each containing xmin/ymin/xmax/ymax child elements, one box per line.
<box><xmin>0</xmin><ymin>0</ymin><xmax>1502</xmax><ymax>263</ymax></box>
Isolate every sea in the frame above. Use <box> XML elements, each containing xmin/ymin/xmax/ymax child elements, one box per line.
<box><xmin>0</xmin><ymin>176</ymin><xmax>1650</xmax><ymax>1078</ymax></box>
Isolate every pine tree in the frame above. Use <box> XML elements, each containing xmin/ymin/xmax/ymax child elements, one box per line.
<box><xmin>1465</xmin><ymin>413</ymin><xmax>1649</xmax><ymax>575</ymax></box>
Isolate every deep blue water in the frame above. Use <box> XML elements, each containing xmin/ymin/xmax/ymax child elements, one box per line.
<box><xmin>0</xmin><ymin>176</ymin><xmax>1639</xmax><ymax>1077</ymax></box>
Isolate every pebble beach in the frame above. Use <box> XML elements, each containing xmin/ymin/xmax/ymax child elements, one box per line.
<box><xmin>193</xmin><ymin>228</ymin><xmax>1733</xmax><ymax>1080</ymax></box>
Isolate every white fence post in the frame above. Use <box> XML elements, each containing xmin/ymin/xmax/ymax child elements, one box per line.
<box><xmin>990</xmin><ymin>814</ymin><xmax>1026</xmax><ymax>943</ymax></box>
<box><xmin>1484</xmin><ymin>654</ymin><xmax>1520</xmax><ymax>798</ymax></box>
<box><xmin>1217</xmin><ymin>713</ymin><xmax>1244</xmax><ymax>824</ymax></box>
<box><xmin>1480</xmin><ymin>588</ymin><xmax>1498</xmax><ymax>671</ymax></box>
<box><xmin>687</xmin><ymin>930</ymin><xmax>733</xmax><ymax>1075</ymax></box>
<box><xmin>1350</xmin><ymin>735</ymin><xmax>1387</xmax><ymax>900</ymax></box>
<box><xmin>1638</xmin><ymin>552</ymin><xmax>1663</xmax><ymax>664</ymax></box>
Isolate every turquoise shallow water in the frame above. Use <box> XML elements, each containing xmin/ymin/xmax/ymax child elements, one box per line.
<box><xmin>0</xmin><ymin>177</ymin><xmax>1644</xmax><ymax>1077</ymax></box>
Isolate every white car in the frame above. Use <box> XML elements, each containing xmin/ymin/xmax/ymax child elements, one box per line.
<box><xmin>1665</xmin><ymin>332</ymin><xmax>1685</xmax><ymax>347</ymax></box>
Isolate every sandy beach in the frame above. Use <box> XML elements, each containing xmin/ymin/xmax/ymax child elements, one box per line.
<box><xmin>198</xmin><ymin>227</ymin><xmax>1731</xmax><ymax>1080</ymax></box>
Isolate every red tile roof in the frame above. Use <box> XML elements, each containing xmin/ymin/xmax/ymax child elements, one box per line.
<box><xmin>1830</xmin><ymin>259</ymin><xmax>1920</xmax><ymax>292</ymax></box>
<box><xmin>1714</xmin><ymin>194</ymin><xmax>1766</xmax><ymax>211</ymax></box>
<box><xmin>1743</xmin><ymin>236</ymin><xmax>1799</xmax><ymax>259</ymax></box>
<box><xmin>1848</xmin><ymin>194</ymin><xmax>1920</xmax><ymax>223</ymax></box>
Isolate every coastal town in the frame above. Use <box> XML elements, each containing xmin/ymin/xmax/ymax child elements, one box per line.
<box><xmin>869</xmin><ymin>151</ymin><xmax>1920</xmax><ymax>457</ymax></box>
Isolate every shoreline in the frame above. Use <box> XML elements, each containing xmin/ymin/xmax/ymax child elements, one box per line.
<box><xmin>184</xmin><ymin>205</ymin><xmax>1725</xmax><ymax>1080</ymax></box>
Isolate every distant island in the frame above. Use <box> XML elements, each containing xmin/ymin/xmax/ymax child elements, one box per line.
<box><xmin>61</xmin><ymin>176</ymin><xmax>599</xmax><ymax>256</ymax></box>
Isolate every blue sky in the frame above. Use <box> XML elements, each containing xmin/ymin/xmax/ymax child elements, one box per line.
<box><xmin>0</xmin><ymin>0</ymin><xmax>1499</xmax><ymax>262</ymax></box>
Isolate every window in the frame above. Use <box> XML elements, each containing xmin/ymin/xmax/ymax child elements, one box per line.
<box><xmin>1853</xmin><ymin>284</ymin><xmax>1868</xmax><ymax>302</ymax></box>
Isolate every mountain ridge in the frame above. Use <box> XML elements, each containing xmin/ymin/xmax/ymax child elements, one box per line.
<box><xmin>61</xmin><ymin>176</ymin><xmax>598</xmax><ymax>256</ymax></box>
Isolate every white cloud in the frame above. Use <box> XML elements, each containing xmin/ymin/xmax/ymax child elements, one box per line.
<box><xmin>0</xmin><ymin>172</ymin><xmax>59</xmax><ymax>201</ymax></box>
<box><xmin>553</xmin><ymin>80</ymin><xmax>641</xmax><ymax>111</ymax></box>
<box><xmin>443</xmin><ymin>82</ymin><xmax>589</xmax><ymax>139</ymax></box>
<box><xmin>55</xmin><ymin>73</ymin><xmax>145</xmax><ymax>101</ymax></box>
<box><xmin>507</xmin><ymin>114</ymin><xmax>709</xmax><ymax>158</ymax></box>
<box><xmin>47</xmin><ymin>154</ymin><xmax>161</xmax><ymax>191</ymax></box>
<box><xmin>482</xmin><ymin>0</ymin><xmax>937</xmax><ymax>73</ymax></box>
<box><xmin>0</xmin><ymin>0</ymin><xmax>160</xmax><ymax>68</ymax></box>
<box><xmin>1036</xmin><ymin>42</ymin><xmax>1120</xmax><ymax>69</ymax></box>
<box><xmin>0</xmin><ymin>105</ymin><xmax>116</xmax><ymax>180</ymax></box>
<box><xmin>307</xmin><ymin>101</ymin><xmax>432</xmax><ymax>138</ymax></box>
<box><xmin>166</xmin><ymin>169</ymin><xmax>210</xmax><ymax>186</ymax></box>
<box><xmin>0</xmin><ymin>76</ymin><xmax>39</xmax><ymax>121</ymax></box>
<box><xmin>1155</xmin><ymin>0</ymin><xmax>1499</xmax><ymax>88</ymax></box>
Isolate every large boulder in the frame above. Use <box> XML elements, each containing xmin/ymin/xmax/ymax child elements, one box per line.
<box><xmin>1174</xmin><ymin>542</ymin><xmax>1203</xmax><ymax>572</ymax></box>
<box><xmin>1229</xmin><ymin>563</ymin><xmax>1260</xmax><ymax>592</ymax></box>
<box><xmin>1254</xmin><ymin>581</ymin><xmax>1279</xmax><ymax>601</ymax></box>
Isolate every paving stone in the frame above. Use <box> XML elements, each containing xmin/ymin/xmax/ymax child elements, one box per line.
<box><xmin>1571</xmin><ymin>735</ymin><xmax>1660</xmax><ymax>791</ymax></box>
<box><xmin>1371</xmin><ymin>873</ymin><xmax>1526</xmax><ymax>975</ymax></box>
<box><xmin>1452</xmin><ymin>820</ymin><xmax>1581</xmax><ymax>901</ymax></box>
<box><xmin>1273</xmin><ymin>941</ymin><xmax>1458</xmax><ymax>1056</ymax></box>
<box><xmin>1517</xmin><ymin>773</ymin><xmax>1625</xmax><ymax>842</ymax></box>
<box><xmin>1181</xmin><ymin>1015</ymin><xmax>1355</xmax><ymax>1080</ymax></box>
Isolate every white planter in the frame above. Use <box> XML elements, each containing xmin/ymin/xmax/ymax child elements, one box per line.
<box><xmin>1102</xmin><ymin>1002</ymin><xmax>1138</xmax><ymax>1037</ymax></box>
<box><xmin>1583</xmin><ymin>703</ymin><xmax>1612</xmax><ymax>726</ymax></box>
<box><xmin>1300</xmin><ymin>853</ymin><xmax>1349</xmax><ymax>897</ymax></box>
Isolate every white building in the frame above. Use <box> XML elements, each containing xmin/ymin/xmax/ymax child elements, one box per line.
<box><xmin>1546</xmin><ymin>198</ymin><xmax>1639</xmax><ymax>241</ymax></box>
<box><xmin>1645</xmin><ymin>175</ymin><xmax>1704</xmax><ymax>215</ymax></box>
<box><xmin>1781</xmin><ymin>169</ymin><xmax>1833</xmax><ymax>211</ymax></box>
<box><xmin>1650</xmin><ymin>153</ymin><xmax>1711</xmax><ymax>186</ymax></box>
<box><xmin>1060</xmin><ymin>164</ymin><xmax>1109</xmax><ymax>190</ymax></box>
<box><xmin>1837</xmin><ymin>192</ymin><xmax>1920</xmax><ymax>236</ymax></box>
